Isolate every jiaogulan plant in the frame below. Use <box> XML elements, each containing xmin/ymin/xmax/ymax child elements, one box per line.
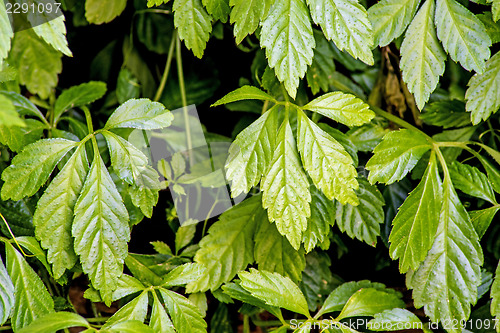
<box><xmin>0</xmin><ymin>0</ymin><xmax>499</xmax><ymax>332</ymax></box>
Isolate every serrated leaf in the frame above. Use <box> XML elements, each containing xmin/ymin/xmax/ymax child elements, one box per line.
<box><xmin>262</xmin><ymin>120</ymin><xmax>311</xmax><ymax>250</ymax></box>
<box><xmin>297</xmin><ymin>109</ymin><xmax>358</xmax><ymax>205</ymax></box>
<box><xmin>492</xmin><ymin>261</ymin><xmax>500</xmax><ymax>330</ymax></box>
<box><xmin>0</xmin><ymin>95</ymin><xmax>25</xmax><ymax>127</ymax></box>
<box><xmin>85</xmin><ymin>0</ymin><xmax>127</xmax><ymax>24</ymax></box>
<box><xmin>239</xmin><ymin>268</ymin><xmax>310</xmax><ymax>317</ymax></box>
<box><xmin>368</xmin><ymin>0</ymin><xmax>421</xmax><ymax>46</ymax></box>
<box><xmin>478</xmin><ymin>12</ymin><xmax>500</xmax><ymax>43</ymax></box>
<box><xmin>0</xmin><ymin>118</ymin><xmax>46</xmax><ymax>153</ymax></box>
<box><xmin>1</xmin><ymin>138</ymin><xmax>76</xmax><ymax>201</ymax></box>
<box><xmin>17</xmin><ymin>312</ymin><xmax>90</xmax><ymax>333</ymax></box>
<box><xmin>317</xmin><ymin>280</ymin><xmax>399</xmax><ymax>317</ymax></box>
<box><xmin>306</xmin><ymin>30</ymin><xmax>336</xmax><ymax>94</ymax></box>
<box><xmin>337</xmin><ymin>288</ymin><xmax>405</xmax><ymax>320</ymax></box>
<box><xmin>389</xmin><ymin>154</ymin><xmax>443</xmax><ymax>273</ymax></box>
<box><xmin>173</xmin><ymin>0</ymin><xmax>212</xmax><ymax>58</ymax></box>
<box><xmin>175</xmin><ymin>224</ymin><xmax>196</xmax><ymax>253</ymax></box>
<box><xmin>212</xmin><ymin>86</ymin><xmax>276</xmax><ymax>106</ymax></box>
<box><xmin>367</xmin><ymin>308</ymin><xmax>425</xmax><ymax>331</ymax></box>
<box><xmin>226</xmin><ymin>107</ymin><xmax>278</xmax><ymax>197</ymax></box>
<box><xmin>187</xmin><ymin>195</ymin><xmax>262</xmax><ymax>292</ymax></box>
<box><xmin>105</xmin><ymin>99</ymin><xmax>173</xmax><ymax>130</ymax></box>
<box><xmin>104</xmin><ymin>291</ymin><xmax>149</xmax><ymax>328</ymax></box>
<box><xmin>407</xmin><ymin>177</ymin><xmax>483</xmax><ymax>332</ymax></box>
<box><xmin>163</xmin><ymin>263</ymin><xmax>205</xmax><ymax>287</ymax></box>
<box><xmin>307</xmin><ymin>0</ymin><xmax>374</xmax><ymax>65</ymax></box>
<box><xmin>366</xmin><ymin>129</ymin><xmax>432</xmax><ymax>185</ymax></box>
<box><xmin>222</xmin><ymin>281</ymin><xmax>282</xmax><ymax>318</ymax></box>
<box><xmin>229</xmin><ymin>0</ymin><xmax>271</xmax><ymax>43</ymax></box>
<box><xmin>32</xmin><ymin>15</ymin><xmax>72</xmax><ymax>57</ymax></box>
<box><xmin>420</xmin><ymin>100</ymin><xmax>471</xmax><ymax>128</ymax></box>
<box><xmin>465</xmin><ymin>51</ymin><xmax>500</xmax><ymax>125</ymax></box>
<box><xmin>254</xmin><ymin>215</ymin><xmax>306</xmax><ymax>283</ymax></box>
<box><xmin>335</xmin><ymin>178</ymin><xmax>385</xmax><ymax>246</ymax></box>
<box><xmin>202</xmin><ymin>0</ymin><xmax>230</xmax><ymax>22</ymax></box>
<box><xmin>0</xmin><ymin>91</ymin><xmax>46</xmax><ymax>122</ymax></box>
<box><xmin>303</xmin><ymin>92</ymin><xmax>374</xmax><ymax>127</ymax></box>
<box><xmin>33</xmin><ymin>144</ymin><xmax>88</xmax><ymax>279</ymax></box>
<box><xmin>302</xmin><ymin>187</ymin><xmax>336</xmax><ymax>252</ymax></box>
<box><xmin>5</xmin><ymin>242</ymin><xmax>54</xmax><ymax>331</ymax></box>
<box><xmin>54</xmin><ymin>81</ymin><xmax>107</xmax><ymax>124</ymax></box>
<box><xmin>435</xmin><ymin>0</ymin><xmax>491</xmax><ymax>73</ymax></box>
<box><xmin>73</xmin><ymin>150</ymin><xmax>130</xmax><ymax>304</ymax></box>
<box><xmin>8</xmin><ymin>30</ymin><xmax>62</xmax><ymax>99</ymax></box>
<box><xmin>347</xmin><ymin>122</ymin><xmax>389</xmax><ymax>152</ymax></box>
<box><xmin>493</xmin><ymin>0</ymin><xmax>500</xmax><ymax>22</ymax></box>
<box><xmin>260</xmin><ymin>0</ymin><xmax>315</xmax><ymax>98</ymax></box>
<box><xmin>450</xmin><ymin>161</ymin><xmax>496</xmax><ymax>204</ymax></box>
<box><xmin>159</xmin><ymin>289</ymin><xmax>207</xmax><ymax>333</ymax></box>
<box><xmin>0</xmin><ymin>256</ymin><xmax>14</xmax><ymax>326</ymax></box>
<box><xmin>128</xmin><ymin>182</ymin><xmax>159</xmax><ymax>218</ymax></box>
<box><xmin>470</xmin><ymin>206</ymin><xmax>499</xmax><ymax>238</ymax></box>
<box><xmin>400</xmin><ymin>0</ymin><xmax>446</xmax><ymax>110</ymax></box>
<box><xmin>0</xmin><ymin>0</ymin><xmax>13</xmax><ymax>67</ymax></box>
<box><xmin>150</xmin><ymin>291</ymin><xmax>175</xmax><ymax>333</ymax></box>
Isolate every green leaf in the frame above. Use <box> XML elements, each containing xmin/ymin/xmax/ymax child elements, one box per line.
<box><xmin>368</xmin><ymin>0</ymin><xmax>421</xmax><ymax>46</ymax></box>
<box><xmin>1</xmin><ymin>138</ymin><xmax>76</xmax><ymax>201</ymax></box>
<box><xmin>5</xmin><ymin>242</ymin><xmax>54</xmax><ymax>331</ymax></box>
<box><xmin>420</xmin><ymin>100</ymin><xmax>471</xmax><ymax>129</ymax></box>
<box><xmin>400</xmin><ymin>0</ymin><xmax>446</xmax><ymax>110</ymax></box>
<box><xmin>54</xmin><ymin>81</ymin><xmax>107</xmax><ymax>124</ymax></box>
<box><xmin>347</xmin><ymin>122</ymin><xmax>389</xmax><ymax>152</ymax></box>
<box><xmin>435</xmin><ymin>0</ymin><xmax>491</xmax><ymax>73</ymax></box>
<box><xmin>337</xmin><ymin>288</ymin><xmax>405</xmax><ymax>320</ymax></box>
<box><xmin>175</xmin><ymin>225</ymin><xmax>196</xmax><ymax>253</ymax></box>
<box><xmin>239</xmin><ymin>268</ymin><xmax>310</xmax><ymax>317</ymax></box>
<box><xmin>163</xmin><ymin>263</ymin><xmax>205</xmax><ymax>287</ymax></box>
<box><xmin>202</xmin><ymin>0</ymin><xmax>230</xmax><ymax>22</ymax></box>
<box><xmin>105</xmin><ymin>320</ymin><xmax>155</xmax><ymax>333</ymax></box>
<box><xmin>105</xmin><ymin>98</ymin><xmax>173</xmax><ymax>130</ymax></box>
<box><xmin>212</xmin><ymin>86</ymin><xmax>276</xmax><ymax>106</ymax></box>
<box><xmin>366</xmin><ymin>129</ymin><xmax>432</xmax><ymax>185</ymax></box>
<box><xmin>478</xmin><ymin>12</ymin><xmax>500</xmax><ymax>44</ymax></box>
<box><xmin>317</xmin><ymin>280</ymin><xmax>398</xmax><ymax>317</ymax></box>
<box><xmin>159</xmin><ymin>289</ymin><xmax>207</xmax><ymax>333</ymax></box>
<box><xmin>492</xmin><ymin>261</ymin><xmax>500</xmax><ymax>330</ymax></box>
<box><xmin>128</xmin><ymin>182</ymin><xmax>159</xmax><ymax>218</ymax></box>
<box><xmin>187</xmin><ymin>195</ymin><xmax>262</xmax><ymax>292</ymax></box>
<box><xmin>173</xmin><ymin>0</ymin><xmax>212</xmax><ymax>58</ymax></box>
<box><xmin>0</xmin><ymin>95</ymin><xmax>25</xmax><ymax>127</ymax></box>
<box><xmin>85</xmin><ymin>0</ymin><xmax>127</xmax><ymax>24</ymax></box>
<box><xmin>0</xmin><ymin>119</ymin><xmax>46</xmax><ymax>153</ymax></box>
<box><xmin>32</xmin><ymin>15</ymin><xmax>72</xmax><ymax>57</ymax></box>
<box><xmin>0</xmin><ymin>91</ymin><xmax>46</xmax><ymax>122</ymax></box>
<box><xmin>306</xmin><ymin>31</ymin><xmax>336</xmax><ymax>95</ymax></box>
<box><xmin>226</xmin><ymin>107</ymin><xmax>278</xmax><ymax>197</ymax></box>
<box><xmin>229</xmin><ymin>0</ymin><xmax>271</xmax><ymax>43</ymax></box>
<box><xmin>262</xmin><ymin>120</ymin><xmax>311</xmax><ymax>250</ymax></box>
<box><xmin>303</xmin><ymin>92</ymin><xmax>374</xmax><ymax>127</ymax></box>
<box><xmin>470</xmin><ymin>206</ymin><xmax>499</xmax><ymax>238</ymax></box>
<box><xmin>8</xmin><ymin>30</ymin><xmax>62</xmax><ymax>99</ymax></box>
<box><xmin>150</xmin><ymin>291</ymin><xmax>175</xmax><ymax>333</ymax></box>
<box><xmin>104</xmin><ymin>291</ymin><xmax>149</xmax><ymax>328</ymax></box>
<box><xmin>260</xmin><ymin>0</ymin><xmax>315</xmax><ymax>99</ymax></box>
<box><xmin>493</xmin><ymin>0</ymin><xmax>500</xmax><ymax>22</ymax></box>
<box><xmin>302</xmin><ymin>187</ymin><xmax>336</xmax><ymax>252</ymax></box>
<box><xmin>465</xmin><ymin>51</ymin><xmax>500</xmax><ymax>125</ymax></box>
<box><xmin>254</xmin><ymin>215</ymin><xmax>306</xmax><ymax>283</ymax></box>
<box><xmin>17</xmin><ymin>312</ymin><xmax>90</xmax><ymax>333</ymax></box>
<box><xmin>367</xmin><ymin>308</ymin><xmax>425</xmax><ymax>331</ymax></box>
<box><xmin>0</xmin><ymin>0</ymin><xmax>13</xmax><ymax>67</ymax></box>
<box><xmin>297</xmin><ymin>109</ymin><xmax>358</xmax><ymax>205</ymax></box>
<box><xmin>335</xmin><ymin>178</ymin><xmax>385</xmax><ymax>246</ymax></box>
<box><xmin>33</xmin><ymin>144</ymin><xmax>88</xmax><ymax>279</ymax></box>
<box><xmin>389</xmin><ymin>153</ymin><xmax>442</xmax><ymax>273</ymax></box>
<box><xmin>0</xmin><ymin>256</ymin><xmax>14</xmax><ymax>326</ymax></box>
<box><xmin>407</xmin><ymin>177</ymin><xmax>483</xmax><ymax>331</ymax></box>
<box><xmin>450</xmin><ymin>161</ymin><xmax>496</xmax><ymax>204</ymax></box>
<box><xmin>117</xmin><ymin>68</ymin><xmax>140</xmax><ymax>104</ymax></box>
<box><xmin>307</xmin><ymin>0</ymin><xmax>374</xmax><ymax>65</ymax></box>
<box><xmin>222</xmin><ymin>282</ymin><xmax>282</xmax><ymax>318</ymax></box>
<box><xmin>73</xmin><ymin>150</ymin><xmax>130</xmax><ymax>304</ymax></box>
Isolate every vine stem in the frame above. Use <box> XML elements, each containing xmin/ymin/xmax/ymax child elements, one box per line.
<box><xmin>154</xmin><ymin>31</ymin><xmax>177</xmax><ymax>102</ymax></box>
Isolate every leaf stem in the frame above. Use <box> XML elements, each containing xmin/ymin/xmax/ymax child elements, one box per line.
<box><xmin>154</xmin><ymin>31</ymin><xmax>177</xmax><ymax>102</ymax></box>
<box><xmin>81</xmin><ymin>106</ymin><xmax>94</xmax><ymax>134</ymax></box>
<box><xmin>176</xmin><ymin>35</ymin><xmax>193</xmax><ymax>159</ymax></box>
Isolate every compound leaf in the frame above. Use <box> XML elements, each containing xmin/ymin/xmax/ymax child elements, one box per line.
<box><xmin>260</xmin><ymin>0</ymin><xmax>315</xmax><ymax>98</ymax></box>
<box><xmin>160</xmin><ymin>289</ymin><xmax>207</xmax><ymax>333</ymax></box>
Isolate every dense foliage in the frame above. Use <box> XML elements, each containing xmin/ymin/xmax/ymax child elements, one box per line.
<box><xmin>0</xmin><ymin>0</ymin><xmax>499</xmax><ymax>332</ymax></box>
